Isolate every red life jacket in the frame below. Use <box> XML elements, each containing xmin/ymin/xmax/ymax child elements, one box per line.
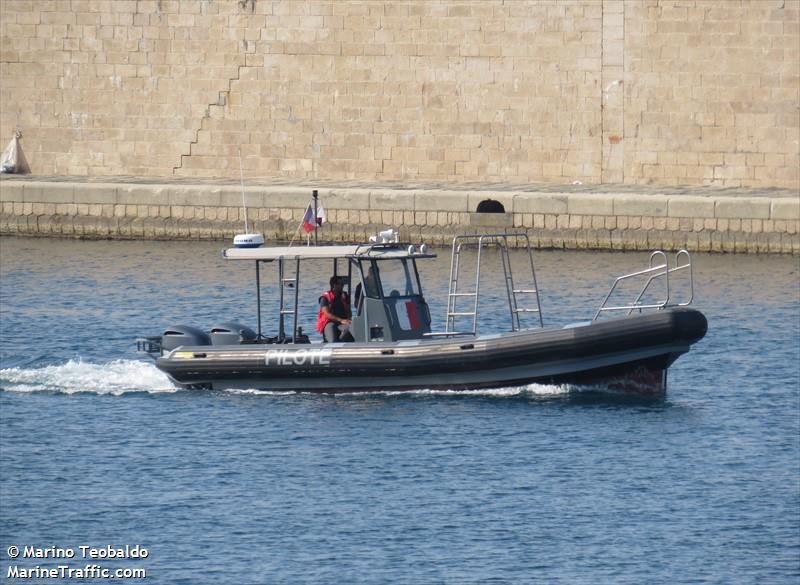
<box><xmin>316</xmin><ymin>290</ymin><xmax>349</xmax><ymax>334</ymax></box>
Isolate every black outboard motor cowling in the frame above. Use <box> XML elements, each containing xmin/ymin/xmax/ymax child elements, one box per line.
<box><xmin>209</xmin><ymin>322</ymin><xmax>257</xmax><ymax>345</ymax></box>
<box><xmin>161</xmin><ymin>325</ymin><xmax>212</xmax><ymax>352</ymax></box>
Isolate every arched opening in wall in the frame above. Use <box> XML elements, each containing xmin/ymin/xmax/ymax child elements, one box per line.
<box><xmin>476</xmin><ymin>199</ymin><xmax>505</xmax><ymax>213</ymax></box>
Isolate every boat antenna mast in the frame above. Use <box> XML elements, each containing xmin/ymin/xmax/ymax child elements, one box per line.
<box><xmin>239</xmin><ymin>147</ymin><xmax>249</xmax><ymax>234</ymax></box>
<box><xmin>231</xmin><ymin>147</ymin><xmax>264</xmax><ymax>248</ymax></box>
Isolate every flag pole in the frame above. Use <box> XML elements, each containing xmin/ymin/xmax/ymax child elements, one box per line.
<box><xmin>312</xmin><ymin>189</ymin><xmax>319</xmax><ymax>246</ymax></box>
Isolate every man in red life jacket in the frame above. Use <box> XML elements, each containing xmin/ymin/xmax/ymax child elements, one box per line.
<box><xmin>317</xmin><ymin>276</ymin><xmax>354</xmax><ymax>342</ymax></box>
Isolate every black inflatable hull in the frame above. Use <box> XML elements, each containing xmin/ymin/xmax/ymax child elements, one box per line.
<box><xmin>156</xmin><ymin>308</ymin><xmax>707</xmax><ymax>396</ymax></box>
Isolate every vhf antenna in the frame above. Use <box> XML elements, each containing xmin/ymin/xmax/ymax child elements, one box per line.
<box><xmin>239</xmin><ymin>147</ymin><xmax>249</xmax><ymax>233</ymax></box>
<box><xmin>231</xmin><ymin>147</ymin><xmax>264</xmax><ymax>249</ymax></box>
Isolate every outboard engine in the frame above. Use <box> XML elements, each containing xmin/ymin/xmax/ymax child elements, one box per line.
<box><xmin>209</xmin><ymin>322</ymin><xmax>257</xmax><ymax>345</ymax></box>
<box><xmin>161</xmin><ymin>325</ymin><xmax>212</xmax><ymax>352</ymax></box>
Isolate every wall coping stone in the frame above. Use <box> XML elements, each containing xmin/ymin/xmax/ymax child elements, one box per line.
<box><xmin>3</xmin><ymin>175</ymin><xmax>796</xmax><ymax>198</ymax></box>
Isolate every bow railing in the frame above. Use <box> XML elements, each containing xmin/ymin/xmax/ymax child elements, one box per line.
<box><xmin>593</xmin><ymin>250</ymin><xmax>693</xmax><ymax>321</ymax></box>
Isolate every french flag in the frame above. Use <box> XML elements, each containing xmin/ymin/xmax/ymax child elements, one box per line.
<box><xmin>302</xmin><ymin>204</ymin><xmax>327</xmax><ymax>233</ymax></box>
<box><xmin>302</xmin><ymin>204</ymin><xmax>315</xmax><ymax>233</ymax></box>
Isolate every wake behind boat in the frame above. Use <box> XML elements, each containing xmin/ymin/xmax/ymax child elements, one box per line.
<box><xmin>137</xmin><ymin>227</ymin><xmax>707</xmax><ymax>396</ymax></box>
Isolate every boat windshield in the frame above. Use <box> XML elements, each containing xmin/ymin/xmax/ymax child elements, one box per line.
<box><xmin>376</xmin><ymin>258</ymin><xmax>420</xmax><ymax>297</ymax></box>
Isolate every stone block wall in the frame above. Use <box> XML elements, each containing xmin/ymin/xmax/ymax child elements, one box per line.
<box><xmin>623</xmin><ymin>1</ymin><xmax>800</xmax><ymax>187</ymax></box>
<box><xmin>1</xmin><ymin>179</ymin><xmax>797</xmax><ymax>253</ymax></box>
<box><xmin>0</xmin><ymin>0</ymin><xmax>798</xmax><ymax>188</ymax></box>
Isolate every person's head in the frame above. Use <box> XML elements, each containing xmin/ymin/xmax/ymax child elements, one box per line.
<box><xmin>330</xmin><ymin>276</ymin><xmax>344</xmax><ymax>291</ymax></box>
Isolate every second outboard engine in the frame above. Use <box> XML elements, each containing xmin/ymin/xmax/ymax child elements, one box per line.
<box><xmin>161</xmin><ymin>325</ymin><xmax>212</xmax><ymax>352</ymax></box>
<box><xmin>209</xmin><ymin>322</ymin><xmax>257</xmax><ymax>345</ymax></box>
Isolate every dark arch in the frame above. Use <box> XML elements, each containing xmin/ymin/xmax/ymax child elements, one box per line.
<box><xmin>476</xmin><ymin>199</ymin><xmax>505</xmax><ymax>213</ymax></box>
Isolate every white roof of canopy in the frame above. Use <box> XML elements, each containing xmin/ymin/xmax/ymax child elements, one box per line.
<box><xmin>223</xmin><ymin>244</ymin><xmax>436</xmax><ymax>261</ymax></box>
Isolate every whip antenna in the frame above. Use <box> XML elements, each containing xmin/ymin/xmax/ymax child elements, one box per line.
<box><xmin>239</xmin><ymin>147</ymin><xmax>249</xmax><ymax>233</ymax></box>
<box><xmin>231</xmin><ymin>147</ymin><xmax>264</xmax><ymax>249</ymax></box>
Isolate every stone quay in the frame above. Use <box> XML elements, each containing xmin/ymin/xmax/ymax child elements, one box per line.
<box><xmin>1</xmin><ymin>176</ymin><xmax>797</xmax><ymax>253</ymax></box>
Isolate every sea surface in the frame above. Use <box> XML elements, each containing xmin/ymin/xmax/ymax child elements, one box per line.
<box><xmin>0</xmin><ymin>236</ymin><xmax>798</xmax><ymax>584</ymax></box>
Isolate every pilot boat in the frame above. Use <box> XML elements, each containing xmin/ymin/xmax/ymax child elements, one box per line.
<box><xmin>137</xmin><ymin>230</ymin><xmax>707</xmax><ymax>396</ymax></box>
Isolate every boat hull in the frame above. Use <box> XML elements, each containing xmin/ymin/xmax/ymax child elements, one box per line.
<box><xmin>155</xmin><ymin>308</ymin><xmax>707</xmax><ymax>396</ymax></box>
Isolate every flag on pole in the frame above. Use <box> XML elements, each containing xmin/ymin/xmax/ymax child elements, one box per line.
<box><xmin>316</xmin><ymin>205</ymin><xmax>327</xmax><ymax>227</ymax></box>
<box><xmin>302</xmin><ymin>204</ymin><xmax>315</xmax><ymax>233</ymax></box>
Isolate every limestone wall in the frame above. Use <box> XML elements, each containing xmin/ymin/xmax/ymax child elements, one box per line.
<box><xmin>2</xmin><ymin>178</ymin><xmax>798</xmax><ymax>253</ymax></box>
<box><xmin>0</xmin><ymin>0</ymin><xmax>798</xmax><ymax>188</ymax></box>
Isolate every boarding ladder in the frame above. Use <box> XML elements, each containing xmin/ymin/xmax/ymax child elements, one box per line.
<box><xmin>445</xmin><ymin>233</ymin><xmax>544</xmax><ymax>335</ymax></box>
<box><xmin>277</xmin><ymin>257</ymin><xmax>301</xmax><ymax>340</ymax></box>
<box><xmin>593</xmin><ymin>250</ymin><xmax>694</xmax><ymax>321</ymax></box>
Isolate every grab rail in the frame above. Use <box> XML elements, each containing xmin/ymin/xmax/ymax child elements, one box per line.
<box><xmin>593</xmin><ymin>249</ymin><xmax>694</xmax><ymax>321</ymax></box>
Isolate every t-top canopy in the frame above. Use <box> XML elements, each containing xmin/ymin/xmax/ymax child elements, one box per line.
<box><xmin>223</xmin><ymin>243</ymin><xmax>436</xmax><ymax>261</ymax></box>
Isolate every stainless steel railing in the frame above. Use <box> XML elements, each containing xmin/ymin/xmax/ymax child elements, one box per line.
<box><xmin>443</xmin><ymin>233</ymin><xmax>544</xmax><ymax>335</ymax></box>
<box><xmin>593</xmin><ymin>249</ymin><xmax>694</xmax><ymax>321</ymax></box>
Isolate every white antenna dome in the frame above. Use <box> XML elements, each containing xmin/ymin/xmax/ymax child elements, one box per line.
<box><xmin>233</xmin><ymin>233</ymin><xmax>265</xmax><ymax>248</ymax></box>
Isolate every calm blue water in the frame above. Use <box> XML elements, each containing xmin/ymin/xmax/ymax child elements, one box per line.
<box><xmin>1</xmin><ymin>236</ymin><xmax>798</xmax><ymax>584</ymax></box>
